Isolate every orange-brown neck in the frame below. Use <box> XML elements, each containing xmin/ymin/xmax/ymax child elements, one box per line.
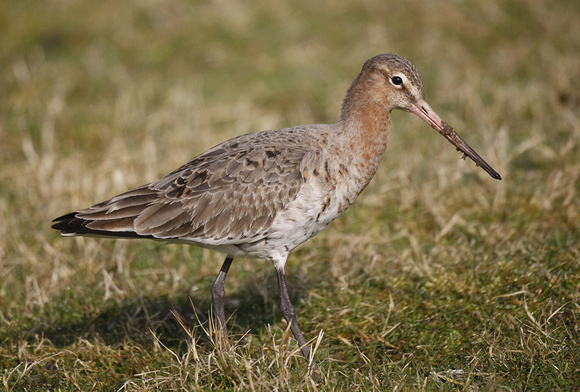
<box><xmin>336</xmin><ymin>70</ymin><xmax>392</xmax><ymax>187</ymax></box>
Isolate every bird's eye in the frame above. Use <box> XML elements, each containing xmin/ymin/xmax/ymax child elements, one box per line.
<box><xmin>391</xmin><ymin>76</ymin><xmax>403</xmax><ymax>86</ymax></box>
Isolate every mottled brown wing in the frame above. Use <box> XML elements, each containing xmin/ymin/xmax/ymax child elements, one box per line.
<box><xmin>59</xmin><ymin>134</ymin><xmax>318</xmax><ymax>244</ymax></box>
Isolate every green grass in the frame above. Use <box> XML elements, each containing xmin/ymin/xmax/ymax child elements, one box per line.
<box><xmin>1</xmin><ymin>0</ymin><xmax>579</xmax><ymax>390</ymax></box>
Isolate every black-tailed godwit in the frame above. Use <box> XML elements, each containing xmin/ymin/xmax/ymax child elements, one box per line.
<box><xmin>53</xmin><ymin>53</ymin><xmax>501</xmax><ymax>363</ymax></box>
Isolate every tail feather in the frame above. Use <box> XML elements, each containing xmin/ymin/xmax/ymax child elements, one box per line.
<box><xmin>52</xmin><ymin>212</ymin><xmax>154</xmax><ymax>239</ymax></box>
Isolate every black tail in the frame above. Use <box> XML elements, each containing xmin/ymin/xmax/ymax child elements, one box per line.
<box><xmin>52</xmin><ymin>212</ymin><xmax>153</xmax><ymax>239</ymax></box>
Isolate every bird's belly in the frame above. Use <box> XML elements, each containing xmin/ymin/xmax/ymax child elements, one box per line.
<box><xmin>237</xmin><ymin>180</ymin><xmax>348</xmax><ymax>262</ymax></box>
<box><xmin>176</xmin><ymin>172</ymin><xmax>362</xmax><ymax>264</ymax></box>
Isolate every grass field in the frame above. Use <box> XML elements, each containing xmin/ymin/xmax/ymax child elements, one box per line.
<box><xmin>1</xmin><ymin>0</ymin><xmax>579</xmax><ymax>390</ymax></box>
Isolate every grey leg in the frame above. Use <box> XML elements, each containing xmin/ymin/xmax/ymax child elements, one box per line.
<box><xmin>211</xmin><ymin>256</ymin><xmax>233</xmax><ymax>335</ymax></box>
<box><xmin>275</xmin><ymin>267</ymin><xmax>312</xmax><ymax>362</ymax></box>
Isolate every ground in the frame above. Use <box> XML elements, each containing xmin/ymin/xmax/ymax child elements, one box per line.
<box><xmin>1</xmin><ymin>0</ymin><xmax>579</xmax><ymax>390</ymax></box>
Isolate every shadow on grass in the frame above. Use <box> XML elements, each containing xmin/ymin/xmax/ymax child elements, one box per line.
<box><xmin>33</xmin><ymin>271</ymin><xmax>310</xmax><ymax>354</ymax></box>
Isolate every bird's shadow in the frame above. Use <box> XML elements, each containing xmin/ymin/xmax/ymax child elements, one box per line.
<box><xmin>36</xmin><ymin>269</ymin><xmax>309</xmax><ymax>354</ymax></box>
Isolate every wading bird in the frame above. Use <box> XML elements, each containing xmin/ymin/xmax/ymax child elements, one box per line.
<box><xmin>53</xmin><ymin>53</ymin><xmax>501</xmax><ymax>363</ymax></box>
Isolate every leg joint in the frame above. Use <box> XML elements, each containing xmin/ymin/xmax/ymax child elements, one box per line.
<box><xmin>280</xmin><ymin>298</ymin><xmax>297</xmax><ymax>321</ymax></box>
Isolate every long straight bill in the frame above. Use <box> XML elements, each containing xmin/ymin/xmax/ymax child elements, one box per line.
<box><xmin>409</xmin><ymin>101</ymin><xmax>502</xmax><ymax>180</ymax></box>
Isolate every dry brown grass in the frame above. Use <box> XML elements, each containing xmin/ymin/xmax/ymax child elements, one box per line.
<box><xmin>1</xmin><ymin>0</ymin><xmax>579</xmax><ymax>390</ymax></box>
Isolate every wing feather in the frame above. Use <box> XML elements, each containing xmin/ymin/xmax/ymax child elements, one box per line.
<box><xmin>53</xmin><ymin>128</ymin><xmax>324</xmax><ymax>245</ymax></box>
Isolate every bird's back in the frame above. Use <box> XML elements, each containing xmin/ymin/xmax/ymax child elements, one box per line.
<box><xmin>52</xmin><ymin>124</ymin><xmax>349</xmax><ymax>259</ymax></box>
